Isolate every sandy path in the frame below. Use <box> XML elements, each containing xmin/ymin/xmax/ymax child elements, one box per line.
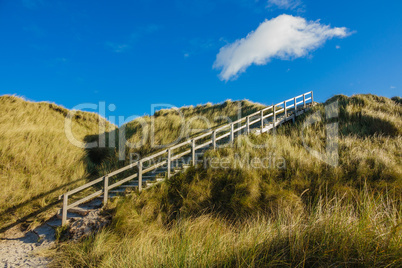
<box><xmin>0</xmin><ymin>199</ymin><xmax>103</xmax><ymax>267</ymax></box>
<box><xmin>0</xmin><ymin>220</ymin><xmax>58</xmax><ymax>268</ymax></box>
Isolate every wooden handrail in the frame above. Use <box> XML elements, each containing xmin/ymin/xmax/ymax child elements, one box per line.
<box><xmin>60</xmin><ymin>91</ymin><xmax>314</xmax><ymax>225</ymax></box>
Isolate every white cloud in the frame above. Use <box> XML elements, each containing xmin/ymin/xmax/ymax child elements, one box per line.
<box><xmin>390</xmin><ymin>86</ymin><xmax>396</xmax><ymax>89</ymax></box>
<box><xmin>267</xmin><ymin>0</ymin><xmax>302</xmax><ymax>10</ymax></box>
<box><xmin>336</xmin><ymin>45</ymin><xmax>341</xmax><ymax>49</ymax></box>
<box><xmin>213</xmin><ymin>14</ymin><xmax>351</xmax><ymax>81</ymax></box>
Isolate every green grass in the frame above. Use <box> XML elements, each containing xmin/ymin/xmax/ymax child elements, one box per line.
<box><xmin>0</xmin><ymin>95</ymin><xmax>115</xmax><ymax>230</ymax></box>
<box><xmin>51</xmin><ymin>94</ymin><xmax>402</xmax><ymax>267</ymax></box>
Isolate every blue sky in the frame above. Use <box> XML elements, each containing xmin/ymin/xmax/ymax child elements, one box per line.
<box><xmin>0</xmin><ymin>0</ymin><xmax>401</xmax><ymax>122</ymax></box>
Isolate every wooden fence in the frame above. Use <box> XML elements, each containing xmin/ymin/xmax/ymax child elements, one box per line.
<box><xmin>59</xmin><ymin>91</ymin><xmax>313</xmax><ymax>225</ymax></box>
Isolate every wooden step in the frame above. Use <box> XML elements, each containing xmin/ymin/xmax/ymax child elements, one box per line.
<box><xmin>143</xmin><ymin>174</ymin><xmax>165</xmax><ymax>178</ymax></box>
<box><xmin>68</xmin><ymin>207</ymin><xmax>90</xmax><ymax>216</ymax></box>
<box><xmin>118</xmin><ymin>184</ymin><xmax>139</xmax><ymax>188</ymax></box>
<box><xmin>109</xmin><ymin>189</ymin><xmax>132</xmax><ymax>194</ymax></box>
<box><xmin>56</xmin><ymin>207</ymin><xmax>90</xmax><ymax>218</ymax></box>
<box><xmin>56</xmin><ymin>211</ymin><xmax>82</xmax><ymax>221</ymax></box>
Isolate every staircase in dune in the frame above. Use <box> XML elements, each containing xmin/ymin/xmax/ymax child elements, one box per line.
<box><xmin>57</xmin><ymin>91</ymin><xmax>315</xmax><ymax>225</ymax></box>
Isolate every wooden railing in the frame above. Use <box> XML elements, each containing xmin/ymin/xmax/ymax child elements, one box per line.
<box><xmin>60</xmin><ymin>91</ymin><xmax>313</xmax><ymax>225</ymax></box>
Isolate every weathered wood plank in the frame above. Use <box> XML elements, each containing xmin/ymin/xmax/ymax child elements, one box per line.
<box><xmin>67</xmin><ymin>190</ymin><xmax>103</xmax><ymax>210</ymax></box>
<box><xmin>195</xmin><ymin>140</ymin><xmax>212</xmax><ymax>150</ymax></box>
<box><xmin>109</xmin><ymin>173</ymin><xmax>138</xmax><ymax>190</ymax></box>
<box><xmin>64</xmin><ymin>177</ymin><xmax>103</xmax><ymax>196</ymax></box>
<box><xmin>216</xmin><ymin>131</ymin><xmax>230</xmax><ymax>141</ymax></box>
<box><xmin>143</xmin><ymin>160</ymin><xmax>168</xmax><ymax>174</ymax></box>
<box><xmin>171</xmin><ymin>149</ymin><xmax>191</xmax><ymax>161</ymax></box>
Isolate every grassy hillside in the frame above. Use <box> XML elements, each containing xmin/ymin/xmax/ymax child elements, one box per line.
<box><xmin>91</xmin><ymin>100</ymin><xmax>265</xmax><ymax>176</ymax></box>
<box><xmin>0</xmin><ymin>95</ymin><xmax>115</xmax><ymax>231</ymax></box>
<box><xmin>53</xmin><ymin>94</ymin><xmax>402</xmax><ymax>267</ymax></box>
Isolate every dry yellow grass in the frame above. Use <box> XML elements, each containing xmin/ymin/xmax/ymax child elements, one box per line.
<box><xmin>92</xmin><ymin>99</ymin><xmax>265</xmax><ymax>175</ymax></box>
<box><xmin>53</xmin><ymin>189</ymin><xmax>401</xmax><ymax>267</ymax></box>
<box><xmin>0</xmin><ymin>95</ymin><xmax>115</xmax><ymax>230</ymax></box>
<box><xmin>52</xmin><ymin>94</ymin><xmax>402</xmax><ymax>267</ymax></box>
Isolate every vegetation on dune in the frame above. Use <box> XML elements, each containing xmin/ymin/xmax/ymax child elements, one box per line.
<box><xmin>0</xmin><ymin>97</ymin><xmax>264</xmax><ymax>231</ymax></box>
<box><xmin>53</xmin><ymin>191</ymin><xmax>401</xmax><ymax>267</ymax></box>
<box><xmin>392</xmin><ymin>96</ymin><xmax>402</xmax><ymax>105</ymax></box>
<box><xmin>0</xmin><ymin>95</ymin><xmax>115</xmax><ymax>230</ymax></box>
<box><xmin>91</xmin><ymin>99</ymin><xmax>265</xmax><ymax>176</ymax></box>
<box><xmin>53</xmin><ymin>94</ymin><xmax>402</xmax><ymax>267</ymax></box>
<box><xmin>0</xmin><ymin>93</ymin><xmax>400</xmax><ymax>266</ymax></box>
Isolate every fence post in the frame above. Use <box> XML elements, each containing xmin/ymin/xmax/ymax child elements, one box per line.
<box><xmin>138</xmin><ymin>160</ymin><xmax>142</xmax><ymax>191</ymax></box>
<box><xmin>303</xmin><ymin>94</ymin><xmax>306</xmax><ymax>108</ymax></box>
<box><xmin>212</xmin><ymin>130</ymin><xmax>216</xmax><ymax>150</ymax></box>
<box><xmin>62</xmin><ymin>194</ymin><xmax>68</xmax><ymax>226</ymax></box>
<box><xmin>191</xmin><ymin>139</ymin><xmax>196</xmax><ymax>166</ymax></box>
<box><xmin>284</xmin><ymin>101</ymin><xmax>287</xmax><ymax>118</ymax></box>
<box><xmin>311</xmin><ymin>91</ymin><xmax>314</xmax><ymax>105</ymax></box>
<box><xmin>260</xmin><ymin>110</ymin><xmax>264</xmax><ymax>132</ymax></box>
<box><xmin>246</xmin><ymin>116</ymin><xmax>250</xmax><ymax>135</ymax></box>
<box><xmin>273</xmin><ymin>105</ymin><xmax>276</xmax><ymax>129</ymax></box>
<box><xmin>167</xmin><ymin>149</ymin><xmax>171</xmax><ymax>178</ymax></box>
<box><xmin>294</xmin><ymin>97</ymin><xmax>297</xmax><ymax>115</ymax></box>
<box><xmin>103</xmin><ymin>175</ymin><xmax>109</xmax><ymax>206</ymax></box>
<box><xmin>230</xmin><ymin>123</ymin><xmax>234</xmax><ymax>144</ymax></box>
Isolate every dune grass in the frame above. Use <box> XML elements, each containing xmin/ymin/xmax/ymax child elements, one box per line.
<box><xmin>0</xmin><ymin>97</ymin><xmax>264</xmax><ymax>231</ymax></box>
<box><xmin>91</xmin><ymin>99</ymin><xmax>265</xmax><ymax>176</ymax></box>
<box><xmin>52</xmin><ymin>94</ymin><xmax>402</xmax><ymax>267</ymax></box>
<box><xmin>53</xmin><ymin>188</ymin><xmax>401</xmax><ymax>267</ymax></box>
<box><xmin>0</xmin><ymin>95</ymin><xmax>115</xmax><ymax>230</ymax></box>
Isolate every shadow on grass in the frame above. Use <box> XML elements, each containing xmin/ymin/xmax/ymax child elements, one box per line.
<box><xmin>0</xmin><ymin>104</ymin><xmax>268</xmax><ymax>235</ymax></box>
<box><xmin>0</xmin><ymin>176</ymin><xmax>87</xmax><ymax>234</ymax></box>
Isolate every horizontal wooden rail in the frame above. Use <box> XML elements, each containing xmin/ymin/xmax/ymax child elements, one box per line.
<box><xmin>67</xmin><ymin>190</ymin><xmax>103</xmax><ymax>210</ymax></box>
<box><xmin>215</xmin><ymin>124</ymin><xmax>231</xmax><ymax>132</ymax></box>
<box><xmin>249</xmin><ymin>118</ymin><xmax>261</xmax><ymax>126</ymax></box>
<box><xmin>263</xmin><ymin>112</ymin><xmax>274</xmax><ymax>119</ymax></box>
<box><xmin>143</xmin><ymin>160</ymin><xmax>168</xmax><ymax>174</ymax></box>
<box><xmin>193</xmin><ymin>131</ymin><xmax>213</xmax><ymax>141</ymax></box>
<box><xmin>109</xmin><ymin>173</ymin><xmax>138</xmax><ymax>190</ymax></box>
<box><xmin>107</xmin><ymin>162</ymin><xmax>138</xmax><ymax>177</ymax></box>
<box><xmin>170</xmin><ymin>140</ymin><xmax>191</xmax><ymax>150</ymax></box>
<box><xmin>141</xmin><ymin>149</ymin><xmax>168</xmax><ymax>162</ymax></box>
<box><xmin>247</xmin><ymin>110</ymin><xmax>261</xmax><ymax>117</ymax></box>
<box><xmin>62</xmin><ymin>177</ymin><xmax>104</xmax><ymax>197</ymax></box>
<box><xmin>60</xmin><ymin>91</ymin><xmax>314</xmax><ymax>225</ymax></box>
<box><xmin>195</xmin><ymin>140</ymin><xmax>213</xmax><ymax>150</ymax></box>
<box><xmin>295</xmin><ymin>94</ymin><xmax>304</xmax><ymax>99</ymax></box>
<box><xmin>216</xmin><ymin>132</ymin><xmax>231</xmax><ymax>141</ymax></box>
<box><xmin>286</xmin><ymin>104</ymin><xmax>295</xmax><ymax>109</ymax></box>
<box><xmin>234</xmin><ymin>124</ymin><xmax>246</xmax><ymax>133</ymax></box>
<box><xmin>172</xmin><ymin>149</ymin><xmax>192</xmax><ymax>161</ymax></box>
<box><xmin>232</xmin><ymin>117</ymin><xmax>245</xmax><ymax>125</ymax></box>
<box><xmin>274</xmin><ymin>101</ymin><xmax>285</xmax><ymax>107</ymax></box>
<box><xmin>261</xmin><ymin>105</ymin><xmax>274</xmax><ymax>112</ymax></box>
<box><xmin>276</xmin><ymin>108</ymin><xmax>285</xmax><ymax>114</ymax></box>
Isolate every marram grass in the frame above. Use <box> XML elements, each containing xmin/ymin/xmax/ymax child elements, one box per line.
<box><xmin>52</xmin><ymin>94</ymin><xmax>402</xmax><ymax>267</ymax></box>
<box><xmin>53</xmin><ymin>189</ymin><xmax>401</xmax><ymax>267</ymax></box>
<box><xmin>0</xmin><ymin>95</ymin><xmax>115</xmax><ymax>230</ymax></box>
